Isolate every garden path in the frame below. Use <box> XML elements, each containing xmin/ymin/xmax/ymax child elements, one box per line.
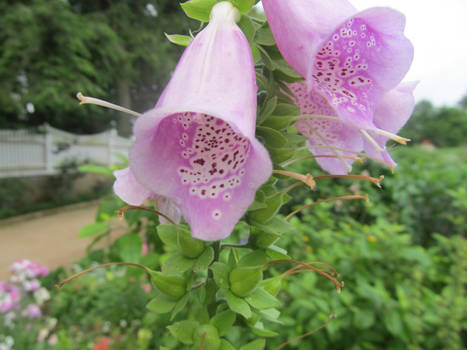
<box><xmin>0</xmin><ymin>201</ymin><xmax>126</xmax><ymax>280</ymax></box>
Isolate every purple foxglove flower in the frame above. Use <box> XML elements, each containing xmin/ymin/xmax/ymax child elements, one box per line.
<box><xmin>291</xmin><ymin>82</ymin><xmax>363</xmax><ymax>174</ymax></box>
<box><xmin>289</xmin><ymin>81</ymin><xmax>416</xmax><ymax>174</ymax></box>
<box><xmin>363</xmin><ymin>81</ymin><xmax>418</xmax><ymax>168</ymax></box>
<box><xmin>113</xmin><ymin>167</ymin><xmax>182</xmax><ymax>225</ymax></box>
<box><xmin>123</xmin><ymin>2</ymin><xmax>272</xmax><ymax>241</ymax></box>
<box><xmin>263</xmin><ymin>0</ymin><xmax>414</xmax><ymax>130</ymax></box>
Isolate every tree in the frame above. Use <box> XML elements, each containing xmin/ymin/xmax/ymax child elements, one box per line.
<box><xmin>0</xmin><ymin>0</ymin><xmax>191</xmax><ymax>135</ymax></box>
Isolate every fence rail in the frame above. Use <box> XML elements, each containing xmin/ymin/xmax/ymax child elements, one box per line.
<box><xmin>0</xmin><ymin>124</ymin><xmax>132</xmax><ymax>178</ymax></box>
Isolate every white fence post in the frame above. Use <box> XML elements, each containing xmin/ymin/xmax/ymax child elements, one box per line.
<box><xmin>0</xmin><ymin>125</ymin><xmax>132</xmax><ymax>178</ymax></box>
<box><xmin>44</xmin><ymin>123</ymin><xmax>53</xmax><ymax>173</ymax></box>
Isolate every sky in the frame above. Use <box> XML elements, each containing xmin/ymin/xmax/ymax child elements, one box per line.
<box><xmin>258</xmin><ymin>0</ymin><xmax>467</xmax><ymax>106</ymax></box>
<box><xmin>352</xmin><ymin>0</ymin><xmax>467</xmax><ymax>106</ymax></box>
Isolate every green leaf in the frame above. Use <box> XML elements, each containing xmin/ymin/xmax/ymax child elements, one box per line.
<box><xmin>273</xmin><ymin>103</ymin><xmax>300</xmax><ymax>116</ymax></box>
<box><xmin>245</xmin><ymin>287</ymin><xmax>281</xmax><ymax>310</ymax></box>
<box><xmin>78</xmin><ymin>164</ymin><xmax>113</xmax><ymax>176</ymax></box>
<box><xmin>256</xmin><ymin>126</ymin><xmax>288</xmax><ymax>148</ymax></box>
<box><xmin>238</xmin><ymin>251</ymin><xmax>268</xmax><ymax>268</ymax></box>
<box><xmin>226</xmin><ymin>291</ymin><xmax>252</xmax><ymax>319</ymax></box>
<box><xmin>274</xmin><ymin>59</ymin><xmax>302</xmax><ymax>80</ymax></box>
<box><xmin>261</xmin><ymin>276</ymin><xmax>283</xmax><ymax>296</ymax></box>
<box><xmin>238</xmin><ymin>15</ymin><xmax>256</xmax><ymax>42</ymax></box>
<box><xmin>266</xmin><ymin>245</ymin><xmax>290</xmax><ymax>260</ymax></box>
<box><xmin>255</xmin><ymin>25</ymin><xmax>275</xmax><ymax>46</ymax></box>
<box><xmin>193</xmin><ymin>247</ymin><xmax>215</xmax><ymax>273</ymax></box>
<box><xmin>157</xmin><ymin>225</ymin><xmax>178</xmax><ymax>249</ymax></box>
<box><xmin>167</xmin><ymin>320</ymin><xmax>198</xmax><ymax>345</ymax></box>
<box><xmin>259</xmin><ymin>308</ymin><xmax>282</xmax><ymax>323</ymax></box>
<box><xmin>262</xmin><ymin>115</ymin><xmax>295</xmax><ymax>130</ymax></box>
<box><xmin>78</xmin><ymin>222</ymin><xmax>109</xmax><ymax>238</ymax></box>
<box><xmin>219</xmin><ymin>339</ymin><xmax>236</xmax><ymax>350</ymax></box>
<box><xmin>251</xmin><ymin>322</ymin><xmax>279</xmax><ymax>337</ymax></box>
<box><xmin>383</xmin><ymin>310</ymin><xmax>404</xmax><ymax>337</ymax></box>
<box><xmin>180</xmin><ymin>0</ymin><xmax>218</xmax><ymax>22</ymax></box>
<box><xmin>210</xmin><ymin>310</ymin><xmax>236</xmax><ymax>336</ymax></box>
<box><xmin>231</xmin><ymin>0</ymin><xmax>255</xmax><ymax>14</ymax></box>
<box><xmin>171</xmin><ymin>293</ymin><xmax>190</xmax><ymax>320</ymax></box>
<box><xmin>211</xmin><ymin>262</ymin><xmax>230</xmax><ymax>289</ymax></box>
<box><xmin>164</xmin><ymin>252</ymin><xmax>195</xmax><ymax>274</ymax></box>
<box><xmin>249</xmin><ymin>193</ymin><xmax>286</xmax><ymax>223</ymax></box>
<box><xmin>239</xmin><ymin>339</ymin><xmax>266</xmax><ymax>350</ymax></box>
<box><xmin>146</xmin><ymin>291</ymin><xmax>177</xmax><ymax>314</ymax></box>
<box><xmin>259</xmin><ymin>97</ymin><xmax>278</xmax><ymax>123</ymax></box>
<box><xmin>118</xmin><ymin>234</ymin><xmax>142</xmax><ymax>263</ymax></box>
<box><xmin>354</xmin><ymin>309</ymin><xmax>375</xmax><ymax>330</ymax></box>
<box><xmin>268</xmin><ymin>148</ymin><xmax>296</xmax><ymax>164</ymax></box>
<box><xmin>164</xmin><ymin>33</ymin><xmax>193</xmax><ymax>47</ymax></box>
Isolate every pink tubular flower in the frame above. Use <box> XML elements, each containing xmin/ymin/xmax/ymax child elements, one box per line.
<box><xmin>113</xmin><ymin>167</ymin><xmax>182</xmax><ymax>225</ymax></box>
<box><xmin>262</xmin><ymin>0</ymin><xmax>414</xmax><ymax>131</ymax></box>
<box><xmin>117</xmin><ymin>2</ymin><xmax>272</xmax><ymax>241</ymax></box>
<box><xmin>290</xmin><ymin>82</ymin><xmax>416</xmax><ymax>174</ymax></box>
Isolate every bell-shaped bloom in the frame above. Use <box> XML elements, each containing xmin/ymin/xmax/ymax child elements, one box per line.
<box><xmin>363</xmin><ymin>81</ymin><xmax>418</xmax><ymax>168</ymax></box>
<box><xmin>290</xmin><ymin>81</ymin><xmax>416</xmax><ymax>174</ymax></box>
<box><xmin>113</xmin><ymin>168</ymin><xmax>181</xmax><ymax>225</ymax></box>
<box><xmin>263</xmin><ymin>0</ymin><xmax>414</xmax><ymax>130</ymax></box>
<box><xmin>122</xmin><ymin>2</ymin><xmax>272</xmax><ymax>241</ymax></box>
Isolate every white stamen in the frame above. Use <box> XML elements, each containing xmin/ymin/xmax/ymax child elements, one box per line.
<box><xmin>373</xmin><ymin>128</ymin><xmax>410</xmax><ymax>145</ymax></box>
<box><xmin>305</xmin><ymin>120</ymin><xmax>352</xmax><ymax>172</ymax></box>
<box><xmin>76</xmin><ymin>92</ymin><xmax>142</xmax><ymax>117</ymax></box>
<box><xmin>294</xmin><ymin>114</ymin><xmax>340</xmax><ymax>122</ymax></box>
<box><xmin>360</xmin><ymin>129</ymin><xmax>384</xmax><ymax>153</ymax></box>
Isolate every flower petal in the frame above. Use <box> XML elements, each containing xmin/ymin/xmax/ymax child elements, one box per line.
<box><xmin>155</xmin><ymin>195</ymin><xmax>182</xmax><ymax>225</ymax></box>
<box><xmin>262</xmin><ymin>0</ymin><xmax>357</xmax><ymax>78</ymax></box>
<box><xmin>308</xmin><ymin>7</ymin><xmax>414</xmax><ymax>130</ymax></box>
<box><xmin>363</xmin><ymin>82</ymin><xmax>417</xmax><ymax>167</ymax></box>
<box><xmin>113</xmin><ymin>168</ymin><xmax>152</xmax><ymax>206</ymax></box>
<box><xmin>131</xmin><ymin>113</ymin><xmax>271</xmax><ymax>240</ymax></box>
<box><xmin>289</xmin><ymin>83</ymin><xmax>362</xmax><ymax>174</ymax></box>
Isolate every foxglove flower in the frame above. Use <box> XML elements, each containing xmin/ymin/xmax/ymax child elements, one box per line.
<box><xmin>113</xmin><ymin>168</ymin><xmax>181</xmax><ymax>225</ymax></box>
<box><xmin>290</xmin><ymin>81</ymin><xmax>416</xmax><ymax>174</ymax></box>
<box><xmin>263</xmin><ymin>0</ymin><xmax>414</xmax><ymax>131</ymax></box>
<box><xmin>363</xmin><ymin>81</ymin><xmax>417</xmax><ymax>168</ymax></box>
<box><xmin>123</xmin><ymin>2</ymin><xmax>272</xmax><ymax>241</ymax></box>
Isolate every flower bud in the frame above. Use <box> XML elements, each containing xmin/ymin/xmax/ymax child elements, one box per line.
<box><xmin>177</xmin><ymin>228</ymin><xmax>205</xmax><ymax>258</ymax></box>
<box><xmin>193</xmin><ymin>324</ymin><xmax>221</xmax><ymax>350</ymax></box>
<box><xmin>150</xmin><ymin>271</ymin><xmax>187</xmax><ymax>300</ymax></box>
<box><xmin>229</xmin><ymin>267</ymin><xmax>263</xmax><ymax>297</ymax></box>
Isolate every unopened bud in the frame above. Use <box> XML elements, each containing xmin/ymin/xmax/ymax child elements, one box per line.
<box><xmin>150</xmin><ymin>271</ymin><xmax>187</xmax><ymax>300</ymax></box>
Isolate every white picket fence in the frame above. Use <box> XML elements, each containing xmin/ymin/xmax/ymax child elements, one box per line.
<box><xmin>0</xmin><ymin>124</ymin><xmax>132</xmax><ymax>178</ymax></box>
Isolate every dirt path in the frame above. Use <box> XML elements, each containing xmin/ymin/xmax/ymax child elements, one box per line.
<box><xmin>0</xmin><ymin>201</ymin><xmax>124</xmax><ymax>280</ymax></box>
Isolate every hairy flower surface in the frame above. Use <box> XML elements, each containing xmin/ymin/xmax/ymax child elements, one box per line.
<box><xmin>263</xmin><ymin>0</ymin><xmax>414</xmax><ymax>131</ymax></box>
<box><xmin>119</xmin><ymin>2</ymin><xmax>272</xmax><ymax>240</ymax></box>
<box><xmin>290</xmin><ymin>82</ymin><xmax>416</xmax><ymax>173</ymax></box>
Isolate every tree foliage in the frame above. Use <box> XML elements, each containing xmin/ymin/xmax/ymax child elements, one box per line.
<box><xmin>402</xmin><ymin>98</ymin><xmax>467</xmax><ymax>147</ymax></box>
<box><xmin>0</xmin><ymin>0</ymin><xmax>191</xmax><ymax>134</ymax></box>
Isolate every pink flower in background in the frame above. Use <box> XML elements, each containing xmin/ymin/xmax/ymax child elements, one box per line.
<box><xmin>263</xmin><ymin>0</ymin><xmax>414</xmax><ymax>137</ymax></box>
<box><xmin>116</xmin><ymin>2</ymin><xmax>272</xmax><ymax>240</ymax></box>
<box><xmin>22</xmin><ymin>304</ymin><xmax>41</xmax><ymax>318</ymax></box>
<box><xmin>0</xmin><ymin>283</ymin><xmax>20</xmax><ymax>313</ymax></box>
<box><xmin>48</xmin><ymin>334</ymin><xmax>58</xmax><ymax>346</ymax></box>
<box><xmin>289</xmin><ymin>81</ymin><xmax>416</xmax><ymax>173</ymax></box>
